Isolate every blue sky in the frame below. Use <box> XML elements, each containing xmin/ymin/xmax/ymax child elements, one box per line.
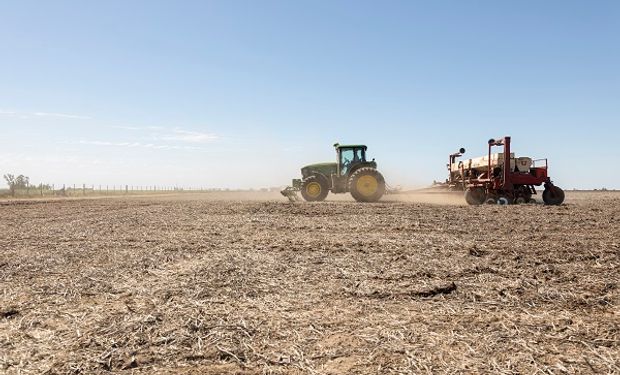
<box><xmin>1</xmin><ymin>1</ymin><xmax>618</xmax><ymax>189</ymax></box>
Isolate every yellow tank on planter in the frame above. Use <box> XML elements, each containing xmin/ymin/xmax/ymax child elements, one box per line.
<box><xmin>282</xmin><ymin>143</ymin><xmax>386</xmax><ymax>202</ymax></box>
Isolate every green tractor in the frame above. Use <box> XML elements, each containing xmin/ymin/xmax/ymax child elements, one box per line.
<box><xmin>281</xmin><ymin>143</ymin><xmax>386</xmax><ymax>202</ymax></box>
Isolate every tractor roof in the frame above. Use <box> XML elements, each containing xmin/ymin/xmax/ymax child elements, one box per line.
<box><xmin>333</xmin><ymin>143</ymin><xmax>367</xmax><ymax>150</ymax></box>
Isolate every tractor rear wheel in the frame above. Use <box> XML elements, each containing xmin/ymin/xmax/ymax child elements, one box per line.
<box><xmin>301</xmin><ymin>175</ymin><xmax>329</xmax><ymax>202</ymax></box>
<box><xmin>543</xmin><ymin>186</ymin><xmax>565</xmax><ymax>205</ymax></box>
<box><xmin>464</xmin><ymin>187</ymin><xmax>486</xmax><ymax>205</ymax></box>
<box><xmin>348</xmin><ymin>168</ymin><xmax>385</xmax><ymax>202</ymax></box>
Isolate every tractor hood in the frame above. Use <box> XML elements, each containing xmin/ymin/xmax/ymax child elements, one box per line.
<box><xmin>300</xmin><ymin>162</ymin><xmax>337</xmax><ymax>179</ymax></box>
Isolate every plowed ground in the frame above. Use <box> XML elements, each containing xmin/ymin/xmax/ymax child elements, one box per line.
<box><xmin>1</xmin><ymin>192</ymin><xmax>619</xmax><ymax>374</ymax></box>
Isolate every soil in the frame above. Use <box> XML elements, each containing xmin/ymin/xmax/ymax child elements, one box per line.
<box><xmin>1</xmin><ymin>191</ymin><xmax>618</xmax><ymax>374</ymax></box>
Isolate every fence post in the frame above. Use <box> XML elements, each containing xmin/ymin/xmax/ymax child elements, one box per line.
<box><xmin>125</xmin><ymin>185</ymin><xmax>128</xmax><ymax>194</ymax></box>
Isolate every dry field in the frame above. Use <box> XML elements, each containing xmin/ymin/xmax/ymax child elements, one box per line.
<box><xmin>1</xmin><ymin>191</ymin><xmax>619</xmax><ymax>374</ymax></box>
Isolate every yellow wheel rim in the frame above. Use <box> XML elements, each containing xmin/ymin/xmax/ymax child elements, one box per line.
<box><xmin>306</xmin><ymin>182</ymin><xmax>321</xmax><ymax>198</ymax></box>
<box><xmin>356</xmin><ymin>175</ymin><xmax>378</xmax><ymax>197</ymax></box>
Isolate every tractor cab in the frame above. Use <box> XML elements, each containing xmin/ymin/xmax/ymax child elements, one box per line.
<box><xmin>334</xmin><ymin>144</ymin><xmax>369</xmax><ymax>176</ymax></box>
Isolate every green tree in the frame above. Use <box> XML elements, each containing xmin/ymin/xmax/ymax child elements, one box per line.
<box><xmin>3</xmin><ymin>174</ymin><xmax>15</xmax><ymax>196</ymax></box>
<box><xmin>3</xmin><ymin>174</ymin><xmax>30</xmax><ymax>196</ymax></box>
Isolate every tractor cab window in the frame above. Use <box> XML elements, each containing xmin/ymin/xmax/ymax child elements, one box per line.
<box><xmin>340</xmin><ymin>148</ymin><xmax>366</xmax><ymax>175</ymax></box>
<box><xmin>353</xmin><ymin>149</ymin><xmax>365</xmax><ymax>163</ymax></box>
<box><xmin>340</xmin><ymin>149</ymin><xmax>355</xmax><ymax>175</ymax></box>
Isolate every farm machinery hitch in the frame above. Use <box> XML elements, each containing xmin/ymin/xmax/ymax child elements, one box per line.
<box><xmin>281</xmin><ymin>181</ymin><xmax>301</xmax><ymax>202</ymax></box>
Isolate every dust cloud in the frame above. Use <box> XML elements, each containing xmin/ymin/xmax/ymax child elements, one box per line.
<box><xmin>382</xmin><ymin>190</ymin><xmax>467</xmax><ymax>206</ymax></box>
<box><xmin>138</xmin><ymin>189</ymin><xmax>468</xmax><ymax>205</ymax></box>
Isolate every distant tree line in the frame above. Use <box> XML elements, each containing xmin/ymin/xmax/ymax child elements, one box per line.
<box><xmin>3</xmin><ymin>174</ymin><xmax>53</xmax><ymax>196</ymax></box>
<box><xmin>3</xmin><ymin>174</ymin><xmax>29</xmax><ymax>196</ymax></box>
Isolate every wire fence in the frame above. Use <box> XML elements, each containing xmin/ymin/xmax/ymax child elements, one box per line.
<box><xmin>0</xmin><ymin>184</ymin><xmax>257</xmax><ymax>198</ymax></box>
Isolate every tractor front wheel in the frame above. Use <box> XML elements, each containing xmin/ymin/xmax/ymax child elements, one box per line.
<box><xmin>349</xmin><ymin>168</ymin><xmax>386</xmax><ymax>202</ymax></box>
<box><xmin>301</xmin><ymin>175</ymin><xmax>329</xmax><ymax>202</ymax></box>
<box><xmin>543</xmin><ymin>186</ymin><xmax>565</xmax><ymax>205</ymax></box>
